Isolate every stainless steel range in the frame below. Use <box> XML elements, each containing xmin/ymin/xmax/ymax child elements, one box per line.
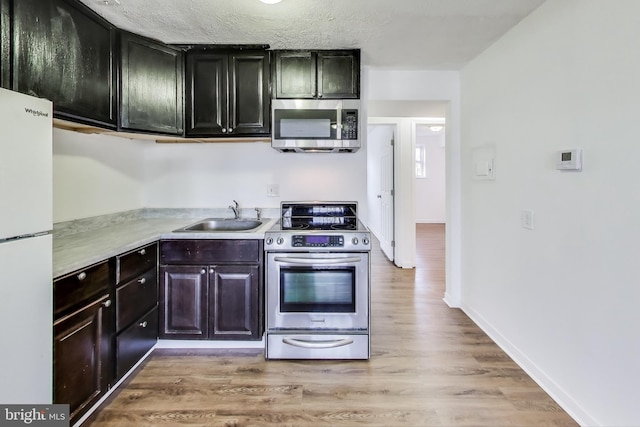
<box><xmin>264</xmin><ymin>202</ymin><xmax>371</xmax><ymax>360</ymax></box>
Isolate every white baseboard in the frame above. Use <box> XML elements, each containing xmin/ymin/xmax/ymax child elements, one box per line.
<box><xmin>416</xmin><ymin>219</ymin><xmax>445</xmax><ymax>224</ymax></box>
<box><xmin>461</xmin><ymin>303</ymin><xmax>597</xmax><ymax>427</ymax></box>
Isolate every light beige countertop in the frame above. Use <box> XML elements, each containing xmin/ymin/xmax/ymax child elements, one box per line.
<box><xmin>53</xmin><ymin>213</ymin><xmax>277</xmax><ymax>278</ymax></box>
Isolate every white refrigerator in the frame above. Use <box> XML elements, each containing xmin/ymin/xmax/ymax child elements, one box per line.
<box><xmin>0</xmin><ymin>87</ymin><xmax>53</xmax><ymax>403</ymax></box>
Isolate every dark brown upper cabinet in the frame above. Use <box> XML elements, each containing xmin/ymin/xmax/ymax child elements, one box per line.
<box><xmin>0</xmin><ymin>0</ymin><xmax>9</xmax><ymax>89</ymax></box>
<box><xmin>11</xmin><ymin>0</ymin><xmax>117</xmax><ymax>128</ymax></box>
<box><xmin>119</xmin><ymin>32</ymin><xmax>184</xmax><ymax>135</ymax></box>
<box><xmin>273</xmin><ymin>50</ymin><xmax>360</xmax><ymax>99</ymax></box>
<box><xmin>185</xmin><ymin>47</ymin><xmax>270</xmax><ymax>137</ymax></box>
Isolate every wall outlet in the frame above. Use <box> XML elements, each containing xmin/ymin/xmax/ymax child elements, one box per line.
<box><xmin>267</xmin><ymin>184</ymin><xmax>279</xmax><ymax>197</ymax></box>
<box><xmin>521</xmin><ymin>210</ymin><xmax>534</xmax><ymax>230</ymax></box>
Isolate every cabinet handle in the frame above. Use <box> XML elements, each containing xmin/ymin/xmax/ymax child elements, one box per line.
<box><xmin>209</xmin><ymin>268</ymin><xmax>214</xmax><ymax>274</ymax></box>
<box><xmin>200</xmin><ymin>269</ymin><xmax>206</xmax><ymax>274</ymax></box>
<box><xmin>103</xmin><ymin>299</ymin><xmax>112</xmax><ymax>308</ymax></box>
<box><xmin>138</xmin><ymin>277</ymin><xmax>146</xmax><ymax>285</ymax></box>
<box><xmin>77</xmin><ymin>272</ymin><xmax>87</xmax><ymax>281</ymax></box>
<box><xmin>139</xmin><ymin>321</ymin><xmax>148</xmax><ymax>328</ymax></box>
<box><xmin>317</xmin><ymin>93</ymin><xmax>323</xmax><ymax>98</ymax></box>
<box><xmin>138</xmin><ymin>248</ymin><xmax>146</xmax><ymax>256</ymax></box>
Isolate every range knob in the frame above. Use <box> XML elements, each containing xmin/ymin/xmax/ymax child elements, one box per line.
<box><xmin>351</xmin><ymin>237</ymin><xmax>359</xmax><ymax>245</ymax></box>
<box><xmin>363</xmin><ymin>237</ymin><xmax>370</xmax><ymax>245</ymax></box>
<box><xmin>276</xmin><ymin>237</ymin><xmax>285</xmax><ymax>245</ymax></box>
<box><xmin>265</xmin><ymin>237</ymin><xmax>273</xmax><ymax>245</ymax></box>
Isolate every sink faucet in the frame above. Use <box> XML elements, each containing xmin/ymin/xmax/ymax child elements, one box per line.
<box><xmin>254</xmin><ymin>207</ymin><xmax>262</xmax><ymax>220</ymax></box>
<box><xmin>228</xmin><ymin>200</ymin><xmax>240</xmax><ymax>219</ymax></box>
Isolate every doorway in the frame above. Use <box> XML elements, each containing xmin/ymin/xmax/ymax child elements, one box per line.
<box><xmin>366</xmin><ymin>103</ymin><xmax>447</xmax><ymax>269</ymax></box>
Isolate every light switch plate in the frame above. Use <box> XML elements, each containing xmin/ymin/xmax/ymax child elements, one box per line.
<box><xmin>267</xmin><ymin>184</ymin><xmax>279</xmax><ymax>197</ymax></box>
<box><xmin>521</xmin><ymin>210</ymin><xmax>534</xmax><ymax>230</ymax></box>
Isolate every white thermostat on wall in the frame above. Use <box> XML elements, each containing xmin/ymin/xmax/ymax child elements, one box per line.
<box><xmin>556</xmin><ymin>148</ymin><xmax>583</xmax><ymax>171</ymax></box>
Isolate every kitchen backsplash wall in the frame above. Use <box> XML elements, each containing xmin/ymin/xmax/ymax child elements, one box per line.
<box><xmin>142</xmin><ymin>142</ymin><xmax>368</xmax><ymax>214</ymax></box>
<box><xmin>53</xmin><ymin>128</ymin><xmax>146</xmax><ymax>222</ymax></box>
<box><xmin>52</xmin><ymin>129</ymin><xmax>368</xmax><ymax>223</ymax></box>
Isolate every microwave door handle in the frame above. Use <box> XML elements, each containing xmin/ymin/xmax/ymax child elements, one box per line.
<box><xmin>273</xmin><ymin>256</ymin><xmax>362</xmax><ymax>265</ymax></box>
<box><xmin>283</xmin><ymin>337</ymin><xmax>354</xmax><ymax>349</ymax></box>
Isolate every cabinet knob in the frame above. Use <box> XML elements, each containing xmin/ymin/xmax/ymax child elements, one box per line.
<box><xmin>139</xmin><ymin>321</ymin><xmax>148</xmax><ymax>328</ymax></box>
<box><xmin>228</xmin><ymin>128</ymin><xmax>233</xmax><ymax>133</ymax></box>
<box><xmin>77</xmin><ymin>271</ymin><xmax>87</xmax><ymax>281</ymax></box>
<box><xmin>221</xmin><ymin>128</ymin><xmax>227</xmax><ymax>133</ymax></box>
<box><xmin>103</xmin><ymin>299</ymin><xmax>112</xmax><ymax>308</ymax></box>
<box><xmin>317</xmin><ymin>93</ymin><xmax>323</xmax><ymax>98</ymax></box>
<box><xmin>209</xmin><ymin>268</ymin><xmax>214</xmax><ymax>274</ymax></box>
<box><xmin>138</xmin><ymin>248</ymin><xmax>146</xmax><ymax>256</ymax></box>
<box><xmin>200</xmin><ymin>269</ymin><xmax>206</xmax><ymax>275</ymax></box>
<box><xmin>138</xmin><ymin>277</ymin><xmax>146</xmax><ymax>285</ymax></box>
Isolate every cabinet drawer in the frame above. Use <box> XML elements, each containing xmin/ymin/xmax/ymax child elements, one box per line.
<box><xmin>116</xmin><ymin>267</ymin><xmax>158</xmax><ymax>332</ymax></box>
<box><xmin>117</xmin><ymin>242</ymin><xmax>158</xmax><ymax>284</ymax></box>
<box><xmin>160</xmin><ymin>240</ymin><xmax>262</xmax><ymax>264</ymax></box>
<box><xmin>54</xmin><ymin>260</ymin><xmax>111</xmax><ymax>318</ymax></box>
<box><xmin>116</xmin><ymin>306</ymin><xmax>158</xmax><ymax>379</ymax></box>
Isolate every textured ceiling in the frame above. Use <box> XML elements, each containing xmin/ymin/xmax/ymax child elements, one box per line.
<box><xmin>79</xmin><ymin>0</ymin><xmax>546</xmax><ymax>70</ymax></box>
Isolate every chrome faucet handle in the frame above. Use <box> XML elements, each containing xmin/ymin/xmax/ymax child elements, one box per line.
<box><xmin>254</xmin><ymin>207</ymin><xmax>262</xmax><ymax>220</ymax></box>
<box><xmin>228</xmin><ymin>200</ymin><xmax>240</xmax><ymax>219</ymax></box>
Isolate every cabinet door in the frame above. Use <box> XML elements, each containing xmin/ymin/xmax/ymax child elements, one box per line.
<box><xmin>54</xmin><ymin>293</ymin><xmax>113</xmax><ymax>425</ymax></box>
<box><xmin>12</xmin><ymin>0</ymin><xmax>116</xmax><ymax>127</ymax></box>
<box><xmin>317</xmin><ymin>50</ymin><xmax>360</xmax><ymax>99</ymax></box>
<box><xmin>185</xmin><ymin>52</ymin><xmax>228</xmax><ymax>136</ymax></box>
<box><xmin>116</xmin><ymin>306</ymin><xmax>158</xmax><ymax>380</ymax></box>
<box><xmin>210</xmin><ymin>265</ymin><xmax>261</xmax><ymax>339</ymax></box>
<box><xmin>120</xmin><ymin>32</ymin><xmax>184</xmax><ymax>135</ymax></box>
<box><xmin>273</xmin><ymin>51</ymin><xmax>316</xmax><ymax>99</ymax></box>
<box><xmin>228</xmin><ymin>50</ymin><xmax>270</xmax><ymax>136</ymax></box>
<box><xmin>159</xmin><ymin>265</ymin><xmax>208</xmax><ymax>338</ymax></box>
<box><xmin>0</xmin><ymin>0</ymin><xmax>8</xmax><ymax>89</ymax></box>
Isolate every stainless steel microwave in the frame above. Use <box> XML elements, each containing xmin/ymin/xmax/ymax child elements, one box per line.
<box><xmin>271</xmin><ymin>99</ymin><xmax>360</xmax><ymax>153</ymax></box>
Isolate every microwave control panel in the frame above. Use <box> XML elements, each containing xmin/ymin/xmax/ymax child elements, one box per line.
<box><xmin>341</xmin><ymin>110</ymin><xmax>358</xmax><ymax>140</ymax></box>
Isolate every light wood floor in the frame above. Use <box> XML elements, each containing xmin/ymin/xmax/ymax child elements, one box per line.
<box><xmin>87</xmin><ymin>224</ymin><xmax>577</xmax><ymax>426</ymax></box>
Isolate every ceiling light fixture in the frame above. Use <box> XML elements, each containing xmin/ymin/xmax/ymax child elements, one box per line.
<box><xmin>428</xmin><ymin>125</ymin><xmax>444</xmax><ymax>132</ymax></box>
<box><xmin>259</xmin><ymin>0</ymin><xmax>282</xmax><ymax>4</ymax></box>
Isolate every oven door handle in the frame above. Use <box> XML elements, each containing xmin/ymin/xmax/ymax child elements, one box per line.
<box><xmin>283</xmin><ymin>337</ymin><xmax>354</xmax><ymax>349</ymax></box>
<box><xmin>273</xmin><ymin>256</ymin><xmax>362</xmax><ymax>265</ymax></box>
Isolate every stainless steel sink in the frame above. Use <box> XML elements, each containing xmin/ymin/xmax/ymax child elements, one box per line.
<box><xmin>175</xmin><ymin>218</ymin><xmax>263</xmax><ymax>232</ymax></box>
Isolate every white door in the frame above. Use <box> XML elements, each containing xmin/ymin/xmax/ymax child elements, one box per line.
<box><xmin>378</xmin><ymin>134</ymin><xmax>395</xmax><ymax>261</ymax></box>
<box><xmin>367</xmin><ymin>124</ymin><xmax>395</xmax><ymax>261</ymax></box>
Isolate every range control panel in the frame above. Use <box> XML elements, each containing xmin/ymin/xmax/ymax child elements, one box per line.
<box><xmin>265</xmin><ymin>232</ymin><xmax>371</xmax><ymax>251</ymax></box>
<box><xmin>292</xmin><ymin>235</ymin><xmax>344</xmax><ymax>248</ymax></box>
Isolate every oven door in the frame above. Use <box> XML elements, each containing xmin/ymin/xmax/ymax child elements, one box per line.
<box><xmin>266</xmin><ymin>252</ymin><xmax>369</xmax><ymax>331</ymax></box>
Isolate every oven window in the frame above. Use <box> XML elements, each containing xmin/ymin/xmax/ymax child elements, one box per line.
<box><xmin>280</xmin><ymin>267</ymin><xmax>356</xmax><ymax>313</ymax></box>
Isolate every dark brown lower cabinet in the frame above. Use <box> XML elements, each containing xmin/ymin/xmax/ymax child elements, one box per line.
<box><xmin>53</xmin><ymin>293</ymin><xmax>113</xmax><ymax>424</ymax></box>
<box><xmin>159</xmin><ymin>265</ymin><xmax>208</xmax><ymax>338</ymax></box>
<box><xmin>160</xmin><ymin>262</ymin><xmax>262</xmax><ymax>340</ymax></box>
<box><xmin>211</xmin><ymin>264</ymin><xmax>261</xmax><ymax>338</ymax></box>
<box><xmin>116</xmin><ymin>306</ymin><xmax>158</xmax><ymax>378</ymax></box>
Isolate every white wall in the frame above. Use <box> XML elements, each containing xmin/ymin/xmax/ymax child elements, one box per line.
<box><xmin>460</xmin><ymin>1</ymin><xmax>640</xmax><ymax>425</ymax></box>
<box><xmin>53</xmin><ymin>131</ymin><xmax>368</xmax><ymax>222</ymax></box>
<box><xmin>415</xmin><ymin>125</ymin><xmax>445</xmax><ymax>223</ymax></box>
<box><xmin>365</xmin><ymin>67</ymin><xmax>461</xmax><ymax>305</ymax></box>
<box><xmin>52</xmin><ymin>129</ymin><xmax>146</xmax><ymax>222</ymax></box>
<box><xmin>141</xmin><ymin>142</ymin><xmax>367</xmax><ymax>213</ymax></box>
